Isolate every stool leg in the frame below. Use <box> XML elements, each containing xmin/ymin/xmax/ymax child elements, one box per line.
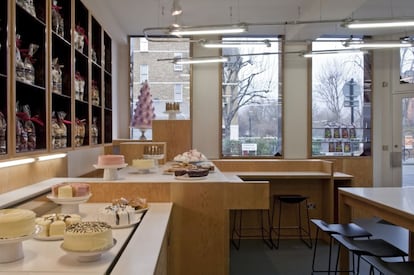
<box><xmin>275</xmin><ymin>199</ymin><xmax>282</xmax><ymax>249</ymax></box>
<box><xmin>260</xmin><ymin>210</ymin><xmax>273</xmax><ymax>249</ymax></box>
<box><xmin>231</xmin><ymin>210</ymin><xmax>241</xmax><ymax>250</ymax></box>
<box><xmin>304</xmin><ymin>200</ymin><xmax>313</xmax><ymax>248</ymax></box>
<box><xmin>270</xmin><ymin>197</ymin><xmax>277</xmax><ymax>248</ymax></box>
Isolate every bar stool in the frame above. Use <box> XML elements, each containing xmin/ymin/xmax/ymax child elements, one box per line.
<box><xmin>311</xmin><ymin>219</ymin><xmax>372</xmax><ymax>274</ymax></box>
<box><xmin>231</xmin><ymin>209</ymin><xmax>273</xmax><ymax>250</ymax></box>
<box><xmin>362</xmin><ymin>256</ymin><xmax>414</xmax><ymax>275</ymax></box>
<box><xmin>270</xmin><ymin>194</ymin><xmax>312</xmax><ymax>249</ymax></box>
<box><xmin>332</xmin><ymin>234</ymin><xmax>408</xmax><ymax>274</ymax></box>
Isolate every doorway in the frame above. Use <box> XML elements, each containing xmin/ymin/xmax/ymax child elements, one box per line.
<box><xmin>393</xmin><ymin>92</ymin><xmax>414</xmax><ymax>187</ymax></box>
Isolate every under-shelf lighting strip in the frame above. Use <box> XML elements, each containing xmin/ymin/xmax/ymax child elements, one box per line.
<box><xmin>0</xmin><ymin>153</ymin><xmax>67</xmax><ymax>168</ymax></box>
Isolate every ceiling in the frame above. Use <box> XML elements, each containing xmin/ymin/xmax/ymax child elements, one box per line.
<box><xmin>85</xmin><ymin>0</ymin><xmax>414</xmax><ymax>41</ymax></box>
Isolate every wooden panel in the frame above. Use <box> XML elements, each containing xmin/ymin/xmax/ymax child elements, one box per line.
<box><xmin>330</xmin><ymin>158</ymin><xmax>372</xmax><ymax>187</ymax></box>
<box><xmin>119</xmin><ymin>142</ymin><xmax>167</xmax><ymax>165</ymax></box>
<box><xmin>152</xmin><ymin>120</ymin><xmax>191</xmax><ymax>161</ymax></box>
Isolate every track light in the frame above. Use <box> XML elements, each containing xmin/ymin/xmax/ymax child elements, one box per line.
<box><xmin>173</xmin><ymin>57</ymin><xmax>229</xmax><ymax>64</ymax></box>
<box><xmin>200</xmin><ymin>39</ymin><xmax>271</xmax><ymax>48</ymax></box>
<box><xmin>169</xmin><ymin>24</ymin><xmax>247</xmax><ymax>36</ymax></box>
<box><xmin>342</xmin><ymin>40</ymin><xmax>414</xmax><ymax>49</ymax></box>
<box><xmin>301</xmin><ymin>49</ymin><xmax>366</xmax><ymax>58</ymax></box>
<box><xmin>342</xmin><ymin>18</ymin><xmax>414</xmax><ymax>29</ymax></box>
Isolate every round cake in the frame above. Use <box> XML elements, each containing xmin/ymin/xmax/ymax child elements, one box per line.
<box><xmin>0</xmin><ymin>209</ymin><xmax>36</xmax><ymax>239</ymax></box>
<box><xmin>97</xmin><ymin>155</ymin><xmax>125</xmax><ymax>166</ymax></box>
<box><xmin>62</xmin><ymin>221</ymin><xmax>113</xmax><ymax>251</ymax></box>
<box><xmin>132</xmin><ymin>159</ymin><xmax>155</xmax><ymax>170</ymax></box>
<box><xmin>98</xmin><ymin>205</ymin><xmax>137</xmax><ymax>227</ymax></box>
<box><xmin>35</xmin><ymin>213</ymin><xmax>81</xmax><ymax>238</ymax></box>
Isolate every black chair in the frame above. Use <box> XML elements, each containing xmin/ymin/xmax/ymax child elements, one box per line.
<box><xmin>332</xmin><ymin>234</ymin><xmax>408</xmax><ymax>275</ymax></box>
<box><xmin>363</xmin><ymin>256</ymin><xmax>414</xmax><ymax>275</ymax></box>
<box><xmin>311</xmin><ymin>219</ymin><xmax>372</xmax><ymax>274</ymax></box>
<box><xmin>231</xmin><ymin>209</ymin><xmax>273</xmax><ymax>250</ymax></box>
<box><xmin>270</xmin><ymin>194</ymin><xmax>312</xmax><ymax>249</ymax></box>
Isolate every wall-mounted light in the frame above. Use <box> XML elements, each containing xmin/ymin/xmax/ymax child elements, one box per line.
<box><xmin>342</xmin><ymin>40</ymin><xmax>414</xmax><ymax>49</ymax></box>
<box><xmin>169</xmin><ymin>23</ymin><xmax>247</xmax><ymax>36</ymax></box>
<box><xmin>0</xmin><ymin>158</ymin><xmax>36</xmax><ymax>168</ymax></box>
<box><xmin>173</xmin><ymin>56</ymin><xmax>229</xmax><ymax>64</ymax></box>
<box><xmin>342</xmin><ymin>18</ymin><xmax>414</xmax><ymax>29</ymax></box>
<box><xmin>171</xmin><ymin>0</ymin><xmax>182</xmax><ymax>16</ymax></box>
<box><xmin>200</xmin><ymin>39</ymin><xmax>271</xmax><ymax>48</ymax></box>
<box><xmin>301</xmin><ymin>49</ymin><xmax>366</xmax><ymax>58</ymax></box>
<box><xmin>37</xmin><ymin>153</ymin><xmax>67</xmax><ymax>161</ymax></box>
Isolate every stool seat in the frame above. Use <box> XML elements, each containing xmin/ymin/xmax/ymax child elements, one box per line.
<box><xmin>363</xmin><ymin>256</ymin><xmax>414</xmax><ymax>275</ymax></box>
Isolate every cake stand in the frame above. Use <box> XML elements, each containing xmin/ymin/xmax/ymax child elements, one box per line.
<box><xmin>93</xmin><ymin>163</ymin><xmax>128</xmax><ymax>180</ymax></box>
<box><xmin>164</xmin><ymin>110</ymin><xmax>180</xmax><ymax>120</ymax></box>
<box><xmin>0</xmin><ymin>226</ymin><xmax>40</xmax><ymax>263</ymax></box>
<box><xmin>61</xmin><ymin>239</ymin><xmax>117</xmax><ymax>262</ymax></box>
<box><xmin>143</xmin><ymin>154</ymin><xmax>165</xmax><ymax>167</ymax></box>
<box><xmin>46</xmin><ymin>193</ymin><xmax>92</xmax><ymax>214</ymax></box>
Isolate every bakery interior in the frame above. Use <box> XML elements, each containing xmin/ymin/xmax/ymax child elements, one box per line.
<box><xmin>1</xmin><ymin>0</ymin><xmax>414</xmax><ymax>274</ymax></box>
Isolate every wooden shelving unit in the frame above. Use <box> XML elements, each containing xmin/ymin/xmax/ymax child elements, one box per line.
<box><xmin>0</xmin><ymin>0</ymin><xmax>113</xmax><ymax>158</ymax></box>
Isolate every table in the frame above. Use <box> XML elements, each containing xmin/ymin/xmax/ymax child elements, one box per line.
<box><xmin>338</xmin><ymin>187</ymin><xmax>414</xmax><ymax>268</ymax></box>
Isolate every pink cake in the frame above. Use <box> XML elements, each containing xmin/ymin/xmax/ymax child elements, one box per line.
<box><xmin>97</xmin><ymin>155</ymin><xmax>125</xmax><ymax>166</ymax></box>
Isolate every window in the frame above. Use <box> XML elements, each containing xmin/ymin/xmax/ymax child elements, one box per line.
<box><xmin>129</xmin><ymin>37</ymin><xmax>191</xmax><ymax>140</ymax></box>
<box><xmin>173</xmin><ymin>53</ymin><xmax>183</xmax><ymax>71</ymax></box>
<box><xmin>140</xmin><ymin>64</ymin><xmax>148</xmax><ymax>83</ymax></box>
<box><xmin>400</xmin><ymin>42</ymin><xmax>414</xmax><ymax>84</ymax></box>
<box><xmin>221</xmin><ymin>37</ymin><xmax>282</xmax><ymax>157</ymax></box>
<box><xmin>311</xmin><ymin>39</ymin><xmax>372</xmax><ymax>157</ymax></box>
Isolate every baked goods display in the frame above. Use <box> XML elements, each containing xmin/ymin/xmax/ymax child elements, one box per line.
<box><xmin>132</xmin><ymin>159</ymin><xmax>155</xmax><ymax>170</ymax></box>
<box><xmin>51</xmin><ymin>183</ymin><xmax>90</xmax><ymax>198</ymax></box>
<box><xmin>174</xmin><ymin>168</ymin><xmax>209</xmax><ymax>178</ymax></box>
<box><xmin>98</xmin><ymin>205</ymin><xmax>138</xmax><ymax>227</ymax></box>
<box><xmin>35</xmin><ymin>213</ymin><xmax>81</xmax><ymax>238</ymax></box>
<box><xmin>62</xmin><ymin>221</ymin><xmax>113</xmax><ymax>252</ymax></box>
<box><xmin>112</xmin><ymin>197</ymin><xmax>148</xmax><ymax>212</ymax></box>
<box><xmin>97</xmin><ymin>154</ymin><xmax>125</xmax><ymax>166</ymax></box>
<box><xmin>0</xmin><ymin>209</ymin><xmax>36</xmax><ymax>239</ymax></box>
<box><xmin>173</xmin><ymin>149</ymin><xmax>208</xmax><ymax>163</ymax></box>
<box><xmin>164</xmin><ymin>162</ymin><xmax>214</xmax><ymax>176</ymax></box>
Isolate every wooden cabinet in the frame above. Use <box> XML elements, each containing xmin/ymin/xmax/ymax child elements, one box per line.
<box><xmin>0</xmin><ymin>0</ymin><xmax>113</xmax><ymax>159</ymax></box>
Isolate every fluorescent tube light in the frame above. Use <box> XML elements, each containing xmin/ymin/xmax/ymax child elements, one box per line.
<box><xmin>301</xmin><ymin>49</ymin><xmax>366</xmax><ymax>58</ymax></box>
<box><xmin>37</xmin><ymin>153</ymin><xmax>67</xmax><ymax>161</ymax></box>
<box><xmin>343</xmin><ymin>19</ymin><xmax>414</xmax><ymax>29</ymax></box>
<box><xmin>0</xmin><ymin>158</ymin><xmax>36</xmax><ymax>168</ymax></box>
<box><xmin>174</xmin><ymin>57</ymin><xmax>229</xmax><ymax>64</ymax></box>
<box><xmin>201</xmin><ymin>40</ymin><xmax>271</xmax><ymax>48</ymax></box>
<box><xmin>169</xmin><ymin>24</ymin><xmax>247</xmax><ymax>36</ymax></box>
<box><xmin>343</xmin><ymin>40</ymin><xmax>414</xmax><ymax>49</ymax></box>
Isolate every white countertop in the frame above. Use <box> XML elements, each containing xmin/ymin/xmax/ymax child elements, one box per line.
<box><xmin>339</xmin><ymin>187</ymin><xmax>414</xmax><ymax>216</ymax></box>
<box><xmin>0</xmin><ymin>202</ymin><xmax>172</xmax><ymax>275</ymax></box>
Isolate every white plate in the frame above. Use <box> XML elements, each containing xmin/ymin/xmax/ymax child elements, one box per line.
<box><xmin>34</xmin><ymin>235</ymin><xmax>63</xmax><ymax>241</ymax></box>
<box><xmin>110</xmin><ymin>213</ymin><xmax>143</xmax><ymax>229</ymax></box>
<box><xmin>0</xmin><ymin>226</ymin><xmax>41</xmax><ymax>244</ymax></box>
<box><xmin>47</xmin><ymin>193</ymin><xmax>92</xmax><ymax>204</ymax></box>
<box><xmin>61</xmin><ymin>239</ymin><xmax>116</xmax><ymax>262</ymax></box>
<box><xmin>135</xmin><ymin>207</ymin><xmax>148</xmax><ymax>214</ymax></box>
<box><xmin>175</xmin><ymin>175</ymin><xmax>208</xmax><ymax>180</ymax></box>
<box><xmin>93</xmin><ymin>163</ymin><xmax>128</xmax><ymax>169</ymax></box>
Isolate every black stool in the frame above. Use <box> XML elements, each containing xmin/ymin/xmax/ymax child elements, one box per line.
<box><xmin>363</xmin><ymin>256</ymin><xmax>414</xmax><ymax>275</ymax></box>
<box><xmin>311</xmin><ymin>219</ymin><xmax>372</xmax><ymax>274</ymax></box>
<box><xmin>332</xmin><ymin>234</ymin><xmax>408</xmax><ymax>274</ymax></box>
<box><xmin>231</xmin><ymin>209</ymin><xmax>273</xmax><ymax>250</ymax></box>
<box><xmin>270</xmin><ymin>194</ymin><xmax>312</xmax><ymax>249</ymax></box>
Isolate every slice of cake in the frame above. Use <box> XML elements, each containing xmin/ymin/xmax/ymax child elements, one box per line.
<box><xmin>51</xmin><ymin>183</ymin><xmax>91</xmax><ymax>198</ymax></box>
<box><xmin>57</xmin><ymin>185</ymin><xmax>73</xmax><ymax>198</ymax></box>
<box><xmin>98</xmin><ymin>205</ymin><xmax>136</xmax><ymax>226</ymax></box>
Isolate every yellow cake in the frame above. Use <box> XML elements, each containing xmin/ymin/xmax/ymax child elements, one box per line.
<box><xmin>62</xmin><ymin>221</ymin><xmax>113</xmax><ymax>251</ymax></box>
<box><xmin>0</xmin><ymin>209</ymin><xmax>36</xmax><ymax>239</ymax></box>
<box><xmin>132</xmin><ymin>159</ymin><xmax>155</xmax><ymax>170</ymax></box>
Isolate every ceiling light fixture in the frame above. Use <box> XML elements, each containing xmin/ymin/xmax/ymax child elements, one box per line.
<box><xmin>169</xmin><ymin>23</ymin><xmax>247</xmax><ymax>36</ymax></box>
<box><xmin>173</xmin><ymin>56</ymin><xmax>229</xmax><ymax>64</ymax></box>
<box><xmin>301</xmin><ymin>49</ymin><xmax>367</xmax><ymax>58</ymax></box>
<box><xmin>200</xmin><ymin>39</ymin><xmax>271</xmax><ymax>48</ymax></box>
<box><xmin>342</xmin><ymin>18</ymin><xmax>414</xmax><ymax>29</ymax></box>
<box><xmin>342</xmin><ymin>40</ymin><xmax>414</xmax><ymax>49</ymax></box>
<box><xmin>171</xmin><ymin>0</ymin><xmax>182</xmax><ymax>16</ymax></box>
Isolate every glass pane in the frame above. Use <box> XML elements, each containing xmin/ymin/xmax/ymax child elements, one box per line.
<box><xmin>221</xmin><ymin>37</ymin><xmax>282</xmax><ymax>157</ymax></box>
<box><xmin>311</xmin><ymin>39</ymin><xmax>372</xmax><ymax>157</ymax></box>
<box><xmin>129</xmin><ymin>37</ymin><xmax>190</xmax><ymax>139</ymax></box>
<box><xmin>400</xmin><ymin>46</ymin><xmax>414</xmax><ymax>84</ymax></box>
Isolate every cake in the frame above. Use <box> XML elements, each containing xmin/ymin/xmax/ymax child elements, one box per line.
<box><xmin>35</xmin><ymin>213</ymin><xmax>81</xmax><ymax>238</ymax></box>
<box><xmin>0</xmin><ymin>209</ymin><xmax>36</xmax><ymax>239</ymax></box>
<box><xmin>173</xmin><ymin>149</ymin><xmax>208</xmax><ymax>163</ymax></box>
<box><xmin>62</xmin><ymin>221</ymin><xmax>113</xmax><ymax>251</ymax></box>
<box><xmin>97</xmin><ymin>154</ymin><xmax>125</xmax><ymax>166</ymax></box>
<box><xmin>98</xmin><ymin>205</ymin><xmax>137</xmax><ymax>226</ymax></box>
<box><xmin>51</xmin><ymin>183</ymin><xmax>90</xmax><ymax>198</ymax></box>
<box><xmin>132</xmin><ymin>159</ymin><xmax>155</xmax><ymax>170</ymax></box>
<box><xmin>130</xmin><ymin>80</ymin><xmax>156</xmax><ymax>129</ymax></box>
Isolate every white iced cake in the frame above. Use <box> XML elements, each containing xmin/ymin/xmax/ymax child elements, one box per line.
<box><xmin>62</xmin><ymin>221</ymin><xmax>113</xmax><ymax>251</ymax></box>
<box><xmin>35</xmin><ymin>213</ymin><xmax>81</xmax><ymax>237</ymax></box>
<box><xmin>98</xmin><ymin>205</ymin><xmax>137</xmax><ymax>226</ymax></box>
<box><xmin>0</xmin><ymin>209</ymin><xmax>36</xmax><ymax>239</ymax></box>
<box><xmin>132</xmin><ymin>159</ymin><xmax>155</xmax><ymax>170</ymax></box>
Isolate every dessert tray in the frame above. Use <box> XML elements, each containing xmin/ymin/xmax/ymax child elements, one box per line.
<box><xmin>34</xmin><ymin>234</ymin><xmax>63</xmax><ymax>241</ymax></box>
<box><xmin>175</xmin><ymin>175</ymin><xmax>208</xmax><ymax>181</ymax></box>
<box><xmin>110</xmin><ymin>213</ymin><xmax>143</xmax><ymax>229</ymax></box>
<box><xmin>135</xmin><ymin>207</ymin><xmax>148</xmax><ymax>214</ymax></box>
<box><xmin>61</xmin><ymin>238</ymin><xmax>117</xmax><ymax>262</ymax></box>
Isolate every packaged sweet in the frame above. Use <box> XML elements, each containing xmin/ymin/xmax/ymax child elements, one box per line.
<box><xmin>91</xmin><ymin>117</ymin><xmax>99</xmax><ymax>145</ymax></box>
<box><xmin>52</xmin><ymin>0</ymin><xmax>64</xmax><ymax>37</ymax></box>
<box><xmin>51</xmin><ymin>57</ymin><xmax>63</xmax><ymax>94</ymax></box>
<box><xmin>91</xmin><ymin>80</ymin><xmax>100</xmax><ymax>106</ymax></box>
<box><xmin>24</xmin><ymin>43</ymin><xmax>39</xmax><ymax>85</ymax></box>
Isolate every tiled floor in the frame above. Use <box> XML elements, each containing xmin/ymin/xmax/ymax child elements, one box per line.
<box><xmin>230</xmin><ymin>218</ymin><xmax>409</xmax><ymax>275</ymax></box>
